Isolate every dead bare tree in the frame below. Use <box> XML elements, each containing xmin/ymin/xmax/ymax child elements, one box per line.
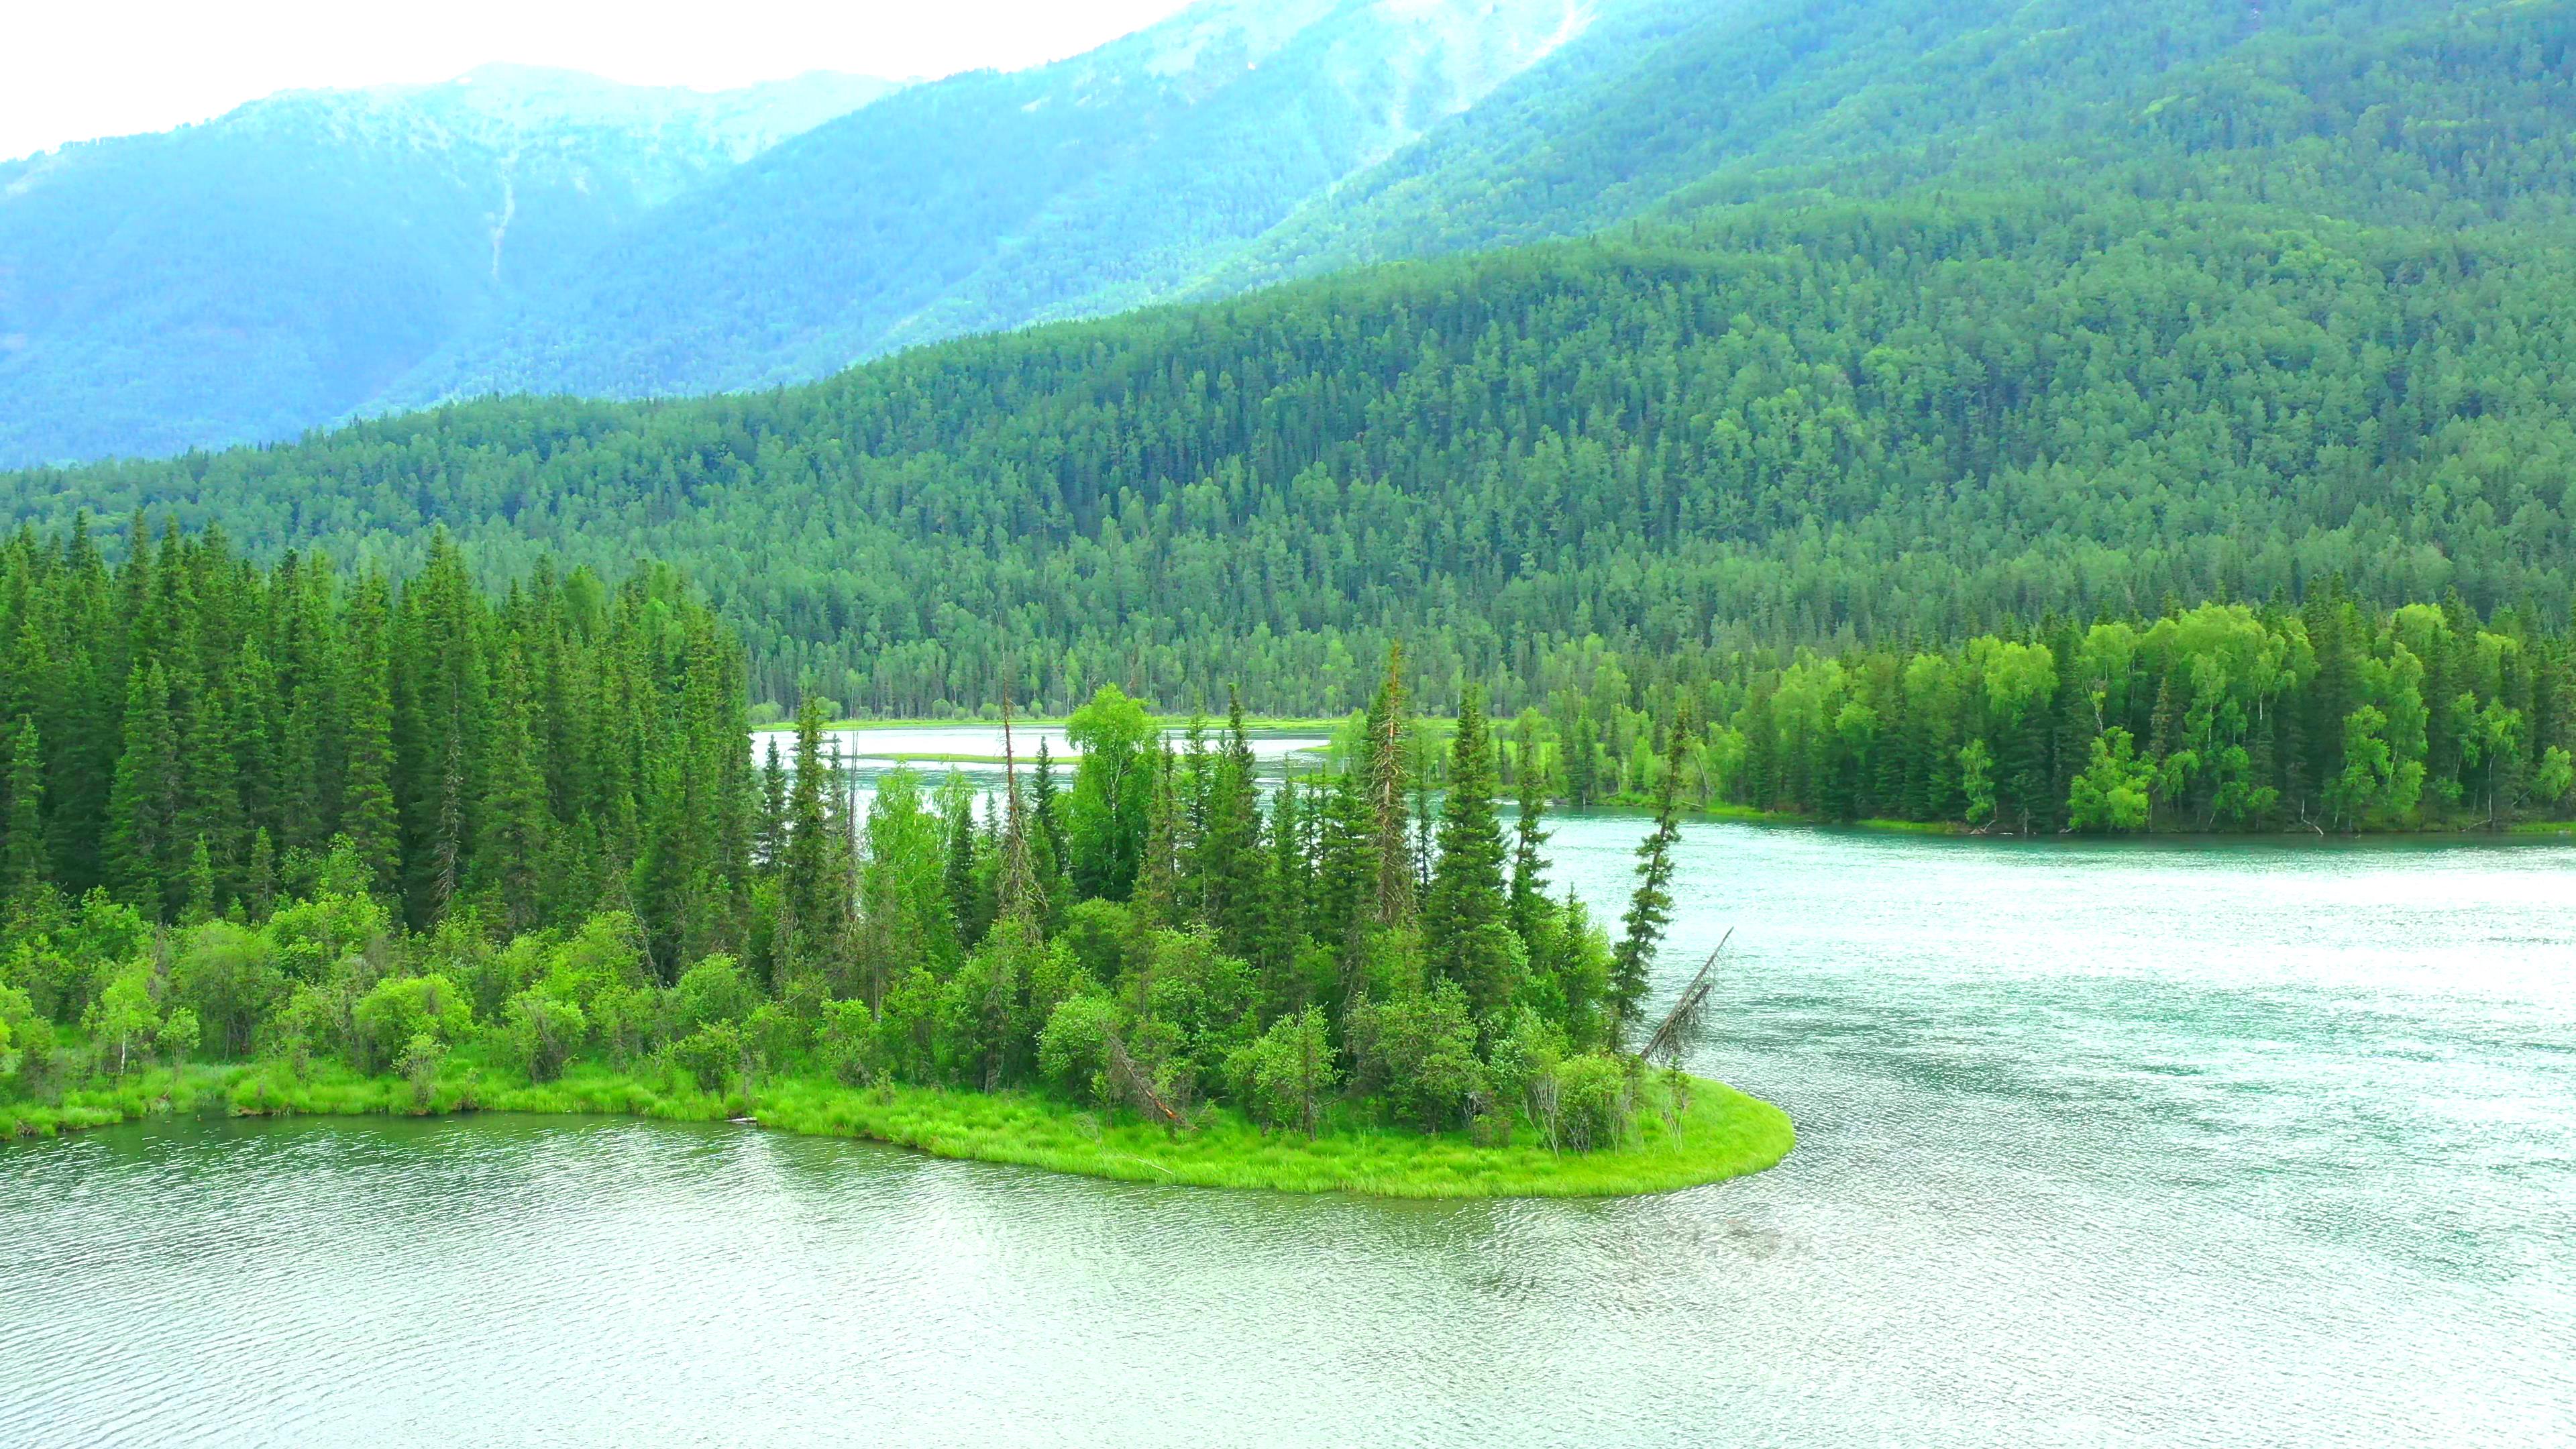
<box><xmin>1640</xmin><ymin>930</ymin><xmax>1732</xmax><ymax>1128</ymax></box>
<box><xmin>1102</xmin><ymin>1028</ymin><xmax>1186</xmax><ymax>1134</ymax></box>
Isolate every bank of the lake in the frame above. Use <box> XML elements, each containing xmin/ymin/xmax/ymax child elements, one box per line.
<box><xmin>5</xmin><ymin>1063</ymin><xmax>1792</xmax><ymax>1200</ymax></box>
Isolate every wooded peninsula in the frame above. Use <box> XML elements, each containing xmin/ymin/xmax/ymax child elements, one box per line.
<box><xmin>0</xmin><ymin>523</ymin><xmax>1793</xmax><ymax>1193</ymax></box>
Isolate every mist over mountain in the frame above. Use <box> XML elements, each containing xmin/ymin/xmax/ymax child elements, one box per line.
<box><xmin>388</xmin><ymin>0</ymin><xmax>1608</xmax><ymax>405</ymax></box>
<box><xmin>0</xmin><ymin>66</ymin><xmax>899</xmax><ymax>466</ymax></box>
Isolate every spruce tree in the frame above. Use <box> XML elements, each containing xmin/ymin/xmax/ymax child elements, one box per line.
<box><xmin>1507</xmin><ymin>769</ymin><xmax>1551</xmax><ymax>946</ymax></box>
<box><xmin>782</xmin><ymin>698</ymin><xmax>835</xmax><ymax>951</ymax></box>
<box><xmin>1365</xmin><ymin>645</ymin><xmax>1414</xmax><ymax>926</ymax></box>
<box><xmin>5</xmin><ymin>717</ymin><xmax>46</xmax><ymax>902</ymax></box>
<box><xmin>1425</xmin><ymin>688</ymin><xmax>1511</xmax><ymax>1017</ymax></box>
<box><xmin>103</xmin><ymin>662</ymin><xmax>179</xmax><ymax>918</ymax></box>
<box><xmin>1610</xmin><ymin>714</ymin><xmax>1691</xmax><ymax>1051</ymax></box>
<box><xmin>759</xmin><ymin>737</ymin><xmax>790</xmax><ymax>871</ymax></box>
<box><xmin>1310</xmin><ymin>759</ymin><xmax>1379</xmax><ymax>963</ymax></box>
<box><xmin>1199</xmin><ymin>690</ymin><xmax>1261</xmax><ymax>955</ymax></box>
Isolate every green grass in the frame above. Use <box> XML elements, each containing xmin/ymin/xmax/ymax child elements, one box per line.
<box><xmin>5</xmin><ymin>1063</ymin><xmax>1794</xmax><ymax>1199</ymax></box>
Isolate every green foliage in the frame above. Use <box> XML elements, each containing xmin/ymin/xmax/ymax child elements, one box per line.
<box><xmin>350</xmin><ymin>974</ymin><xmax>472</xmax><ymax>1073</ymax></box>
<box><xmin>2068</xmin><ymin>730</ymin><xmax>2155</xmax><ymax>835</ymax></box>
<box><xmin>1224</xmin><ymin>1005</ymin><xmax>1340</xmax><ymax>1138</ymax></box>
<box><xmin>1544</xmin><ymin>1053</ymin><xmax>1634</xmax><ymax>1155</ymax></box>
<box><xmin>1037</xmin><ymin>994</ymin><xmax>1122</xmax><ymax>1107</ymax></box>
<box><xmin>502</xmin><ymin>991</ymin><xmax>590</xmax><ymax>1083</ymax></box>
<box><xmin>22</xmin><ymin>0</ymin><xmax>2576</xmax><ymax>720</ymax></box>
<box><xmin>1348</xmin><ymin>979</ymin><xmax>1481</xmax><ymax>1134</ymax></box>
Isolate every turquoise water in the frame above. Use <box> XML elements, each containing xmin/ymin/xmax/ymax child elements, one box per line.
<box><xmin>5</xmin><ymin>817</ymin><xmax>2571</xmax><ymax>1446</ymax></box>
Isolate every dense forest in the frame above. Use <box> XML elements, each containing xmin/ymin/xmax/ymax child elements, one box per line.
<box><xmin>1491</xmin><ymin>594</ymin><xmax>2576</xmax><ymax>833</ymax></box>
<box><xmin>6</xmin><ymin>1</ymin><xmax>2573</xmax><ymax>716</ymax></box>
<box><xmin>0</xmin><ymin>527</ymin><xmax>1702</xmax><ymax>1154</ymax></box>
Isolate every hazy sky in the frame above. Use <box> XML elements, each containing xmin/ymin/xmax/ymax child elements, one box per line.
<box><xmin>1</xmin><ymin>0</ymin><xmax>1201</xmax><ymax>162</ymax></box>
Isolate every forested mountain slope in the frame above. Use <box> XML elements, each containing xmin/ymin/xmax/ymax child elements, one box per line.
<box><xmin>15</xmin><ymin>199</ymin><xmax>2576</xmax><ymax>714</ymax></box>
<box><xmin>0</xmin><ymin>67</ymin><xmax>896</xmax><ymax>466</ymax></box>
<box><xmin>13</xmin><ymin>0</ymin><xmax>2553</xmax><ymax>470</ymax></box>
<box><xmin>1212</xmin><ymin>0</ymin><xmax>2573</xmax><ymax>288</ymax></box>
<box><xmin>5</xmin><ymin>0</ymin><xmax>2573</xmax><ymax>719</ymax></box>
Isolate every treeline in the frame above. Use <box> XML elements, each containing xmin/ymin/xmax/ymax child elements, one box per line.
<box><xmin>0</xmin><ymin>519</ymin><xmax>753</xmax><ymax>961</ymax></box>
<box><xmin>7</xmin><ymin>199</ymin><xmax>2575</xmax><ymax>718</ymax></box>
<box><xmin>1486</xmin><ymin>592</ymin><xmax>2576</xmax><ymax>833</ymax></box>
<box><xmin>1</xmin><ymin>525</ymin><xmax>1697</xmax><ymax>1149</ymax></box>
<box><xmin>8</xmin><ymin>5</ymin><xmax>2576</xmax><ymax>716</ymax></box>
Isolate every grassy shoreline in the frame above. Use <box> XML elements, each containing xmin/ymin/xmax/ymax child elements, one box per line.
<box><xmin>3</xmin><ymin>1065</ymin><xmax>1794</xmax><ymax>1199</ymax></box>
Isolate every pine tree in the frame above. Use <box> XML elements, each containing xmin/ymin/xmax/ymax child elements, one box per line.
<box><xmin>1138</xmin><ymin>743</ymin><xmax>1182</xmax><ymax>924</ymax></box>
<box><xmin>759</xmin><ymin>735</ymin><xmax>790</xmax><ymax>871</ymax></box>
<box><xmin>339</xmin><ymin>578</ymin><xmax>400</xmax><ymax>898</ymax></box>
<box><xmin>1610</xmin><ymin>715</ymin><xmax>1690</xmax><ymax>1051</ymax></box>
<box><xmin>1198</xmin><ymin>690</ymin><xmax>1262</xmax><ymax>955</ymax></box>
<box><xmin>1260</xmin><ymin>774</ymin><xmax>1310</xmax><ymax>1016</ymax></box>
<box><xmin>1310</xmin><ymin>759</ymin><xmax>1378</xmax><ymax>964</ymax></box>
<box><xmin>5</xmin><ymin>717</ymin><xmax>47</xmax><ymax>902</ymax></box>
<box><xmin>245</xmin><ymin>826</ymin><xmax>276</xmax><ymax>920</ymax></box>
<box><xmin>944</xmin><ymin>774</ymin><xmax>988</xmax><ymax>952</ymax></box>
<box><xmin>103</xmin><ymin>662</ymin><xmax>179</xmax><ymax>918</ymax></box>
<box><xmin>782</xmin><ymin>698</ymin><xmax>835</xmax><ymax>953</ymax></box>
<box><xmin>1365</xmin><ymin>645</ymin><xmax>1414</xmax><ymax>926</ymax></box>
<box><xmin>1030</xmin><ymin>738</ymin><xmax>1069</xmax><ymax>925</ymax></box>
<box><xmin>1425</xmin><ymin>687</ymin><xmax>1511</xmax><ymax>1018</ymax></box>
<box><xmin>1507</xmin><ymin>769</ymin><xmax>1551</xmax><ymax>945</ymax></box>
<box><xmin>473</xmin><ymin>645</ymin><xmax>553</xmax><ymax>932</ymax></box>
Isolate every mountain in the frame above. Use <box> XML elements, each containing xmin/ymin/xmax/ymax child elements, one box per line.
<box><xmin>386</xmin><ymin>0</ymin><xmax>1607</xmax><ymax>405</ymax></box>
<box><xmin>0</xmin><ymin>66</ymin><xmax>898</xmax><ymax>466</ymax></box>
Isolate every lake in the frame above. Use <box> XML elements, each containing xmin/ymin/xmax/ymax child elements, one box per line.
<box><xmin>5</xmin><ymin>762</ymin><xmax>2572</xmax><ymax>1445</ymax></box>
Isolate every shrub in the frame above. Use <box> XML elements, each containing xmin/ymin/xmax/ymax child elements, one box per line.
<box><xmin>1224</xmin><ymin>1006</ymin><xmax>1338</xmax><ymax>1136</ymax></box>
<box><xmin>1550</xmin><ymin>1053</ymin><xmax>1634</xmax><ymax>1153</ymax></box>
<box><xmin>668</xmin><ymin>1022</ymin><xmax>746</xmax><ymax>1094</ymax></box>
<box><xmin>351</xmin><ymin>974</ymin><xmax>473</xmax><ymax>1073</ymax></box>
<box><xmin>397</xmin><ymin>1032</ymin><xmax>445</xmax><ymax>1109</ymax></box>
<box><xmin>155</xmin><ymin>1008</ymin><xmax>201</xmax><ymax>1067</ymax></box>
<box><xmin>1037</xmin><ymin>994</ymin><xmax>1121</xmax><ymax>1105</ymax></box>
<box><xmin>819</xmin><ymin>999</ymin><xmax>878</xmax><ymax>1085</ymax></box>
<box><xmin>1348</xmin><ymin>979</ymin><xmax>1481</xmax><ymax>1133</ymax></box>
<box><xmin>500</xmin><ymin>991</ymin><xmax>588</xmax><ymax>1083</ymax></box>
<box><xmin>170</xmin><ymin>920</ymin><xmax>286</xmax><ymax>1059</ymax></box>
<box><xmin>673</xmin><ymin>954</ymin><xmax>753</xmax><ymax>1034</ymax></box>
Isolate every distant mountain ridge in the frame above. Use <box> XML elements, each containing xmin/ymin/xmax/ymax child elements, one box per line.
<box><xmin>1</xmin><ymin>0</ymin><xmax>1623</xmax><ymax>465</ymax></box>
<box><xmin>7</xmin><ymin>0</ymin><xmax>2570</xmax><ymax>470</ymax></box>
<box><xmin>379</xmin><ymin>0</ymin><xmax>1608</xmax><ymax>406</ymax></box>
<box><xmin>0</xmin><ymin>65</ymin><xmax>898</xmax><ymax>466</ymax></box>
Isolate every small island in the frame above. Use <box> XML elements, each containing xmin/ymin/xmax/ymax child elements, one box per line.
<box><xmin>0</xmin><ymin>533</ymin><xmax>1790</xmax><ymax>1198</ymax></box>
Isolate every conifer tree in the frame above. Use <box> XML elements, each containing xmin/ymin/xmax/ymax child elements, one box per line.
<box><xmin>104</xmin><ymin>662</ymin><xmax>179</xmax><ymax>917</ymax></box>
<box><xmin>1507</xmin><ymin>769</ymin><xmax>1551</xmax><ymax>945</ymax></box>
<box><xmin>782</xmin><ymin>698</ymin><xmax>835</xmax><ymax>952</ymax></box>
<box><xmin>338</xmin><ymin>580</ymin><xmax>400</xmax><ymax>900</ymax></box>
<box><xmin>1425</xmin><ymin>688</ymin><xmax>1511</xmax><ymax>1016</ymax></box>
<box><xmin>1199</xmin><ymin>691</ymin><xmax>1262</xmax><ymax>955</ymax></box>
<box><xmin>1610</xmin><ymin>712</ymin><xmax>1690</xmax><ymax>1050</ymax></box>
<box><xmin>1365</xmin><ymin>645</ymin><xmax>1415</xmax><ymax>926</ymax></box>
<box><xmin>1138</xmin><ymin>743</ymin><xmax>1182</xmax><ymax>923</ymax></box>
<box><xmin>5</xmin><ymin>718</ymin><xmax>46</xmax><ymax>902</ymax></box>
<box><xmin>759</xmin><ymin>737</ymin><xmax>789</xmax><ymax>871</ymax></box>
<box><xmin>1029</xmin><ymin>738</ymin><xmax>1069</xmax><ymax>924</ymax></box>
<box><xmin>1260</xmin><ymin>774</ymin><xmax>1310</xmax><ymax>1012</ymax></box>
<box><xmin>1311</xmin><ymin>759</ymin><xmax>1379</xmax><ymax>964</ymax></box>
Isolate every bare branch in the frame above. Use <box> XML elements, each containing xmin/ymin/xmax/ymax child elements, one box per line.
<box><xmin>1641</xmin><ymin>929</ymin><xmax>1732</xmax><ymax>1069</ymax></box>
